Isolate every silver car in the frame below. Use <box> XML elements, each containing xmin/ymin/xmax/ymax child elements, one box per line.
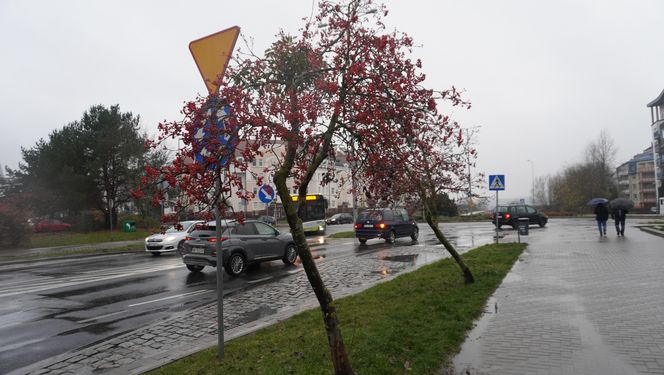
<box><xmin>144</xmin><ymin>220</ymin><xmax>204</xmax><ymax>256</ymax></box>
<box><xmin>182</xmin><ymin>220</ymin><xmax>297</xmax><ymax>276</ymax></box>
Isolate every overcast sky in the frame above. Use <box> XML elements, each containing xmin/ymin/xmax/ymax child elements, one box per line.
<box><xmin>1</xmin><ymin>0</ymin><xmax>662</xmax><ymax>200</ymax></box>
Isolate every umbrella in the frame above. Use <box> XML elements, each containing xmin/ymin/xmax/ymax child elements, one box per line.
<box><xmin>610</xmin><ymin>197</ymin><xmax>634</xmax><ymax>210</ymax></box>
<box><xmin>587</xmin><ymin>197</ymin><xmax>609</xmax><ymax>206</ymax></box>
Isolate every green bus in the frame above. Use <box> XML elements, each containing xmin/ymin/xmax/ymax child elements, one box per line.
<box><xmin>291</xmin><ymin>194</ymin><xmax>327</xmax><ymax>234</ymax></box>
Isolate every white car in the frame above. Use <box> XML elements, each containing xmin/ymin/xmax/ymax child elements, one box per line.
<box><xmin>145</xmin><ymin>220</ymin><xmax>204</xmax><ymax>256</ymax></box>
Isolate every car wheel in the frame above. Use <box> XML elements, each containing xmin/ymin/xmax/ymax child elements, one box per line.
<box><xmin>539</xmin><ymin>219</ymin><xmax>546</xmax><ymax>228</ymax></box>
<box><xmin>385</xmin><ymin>230</ymin><xmax>396</xmax><ymax>244</ymax></box>
<box><xmin>186</xmin><ymin>265</ymin><xmax>204</xmax><ymax>273</ymax></box>
<box><xmin>177</xmin><ymin>240</ymin><xmax>186</xmax><ymax>256</ymax></box>
<box><xmin>358</xmin><ymin>238</ymin><xmax>367</xmax><ymax>244</ymax></box>
<box><xmin>151</xmin><ymin>252</ymin><xmax>161</xmax><ymax>257</ymax></box>
<box><xmin>282</xmin><ymin>244</ymin><xmax>298</xmax><ymax>265</ymax></box>
<box><xmin>224</xmin><ymin>253</ymin><xmax>246</xmax><ymax>276</ymax></box>
<box><xmin>410</xmin><ymin>227</ymin><xmax>419</xmax><ymax>241</ymax></box>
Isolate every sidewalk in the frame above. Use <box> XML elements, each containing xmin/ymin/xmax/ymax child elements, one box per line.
<box><xmin>452</xmin><ymin>218</ymin><xmax>664</xmax><ymax>374</ymax></box>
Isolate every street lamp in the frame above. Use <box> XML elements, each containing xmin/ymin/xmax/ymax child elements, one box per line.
<box><xmin>526</xmin><ymin>160</ymin><xmax>534</xmax><ymax>204</ymax></box>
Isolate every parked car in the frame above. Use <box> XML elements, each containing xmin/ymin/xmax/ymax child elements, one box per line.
<box><xmin>145</xmin><ymin>220</ymin><xmax>204</xmax><ymax>256</ymax></box>
<box><xmin>491</xmin><ymin>204</ymin><xmax>548</xmax><ymax>229</ymax></box>
<box><xmin>354</xmin><ymin>208</ymin><xmax>419</xmax><ymax>244</ymax></box>
<box><xmin>256</xmin><ymin>215</ymin><xmax>277</xmax><ymax>226</ymax></box>
<box><xmin>181</xmin><ymin>220</ymin><xmax>297</xmax><ymax>276</ymax></box>
<box><xmin>33</xmin><ymin>219</ymin><xmax>72</xmax><ymax>233</ymax></box>
<box><xmin>326</xmin><ymin>213</ymin><xmax>354</xmax><ymax>225</ymax></box>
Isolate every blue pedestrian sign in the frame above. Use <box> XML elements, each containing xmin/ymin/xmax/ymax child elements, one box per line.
<box><xmin>258</xmin><ymin>185</ymin><xmax>275</xmax><ymax>204</ymax></box>
<box><xmin>489</xmin><ymin>175</ymin><xmax>505</xmax><ymax>191</ymax></box>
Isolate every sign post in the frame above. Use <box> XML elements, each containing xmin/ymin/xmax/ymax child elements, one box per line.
<box><xmin>489</xmin><ymin>175</ymin><xmax>505</xmax><ymax>243</ymax></box>
<box><xmin>189</xmin><ymin>25</ymin><xmax>240</xmax><ymax>360</ymax></box>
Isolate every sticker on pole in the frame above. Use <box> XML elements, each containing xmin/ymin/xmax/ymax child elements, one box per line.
<box><xmin>489</xmin><ymin>175</ymin><xmax>505</xmax><ymax>191</ymax></box>
<box><xmin>258</xmin><ymin>185</ymin><xmax>275</xmax><ymax>203</ymax></box>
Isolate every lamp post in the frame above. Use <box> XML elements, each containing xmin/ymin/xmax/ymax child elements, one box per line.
<box><xmin>527</xmin><ymin>160</ymin><xmax>534</xmax><ymax>204</ymax></box>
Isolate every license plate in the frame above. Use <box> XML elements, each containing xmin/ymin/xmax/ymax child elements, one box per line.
<box><xmin>191</xmin><ymin>247</ymin><xmax>205</xmax><ymax>254</ymax></box>
<box><xmin>364</xmin><ymin>224</ymin><xmax>373</xmax><ymax>228</ymax></box>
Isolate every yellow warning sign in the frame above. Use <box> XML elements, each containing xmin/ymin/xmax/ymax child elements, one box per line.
<box><xmin>189</xmin><ymin>26</ymin><xmax>241</xmax><ymax>94</ymax></box>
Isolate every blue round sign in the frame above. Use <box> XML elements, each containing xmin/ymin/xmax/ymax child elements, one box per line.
<box><xmin>258</xmin><ymin>185</ymin><xmax>275</xmax><ymax>203</ymax></box>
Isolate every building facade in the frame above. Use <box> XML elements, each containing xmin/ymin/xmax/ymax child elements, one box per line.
<box><xmin>647</xmin><ymin>89</ymin><xmax>664</xmax><ymax>213</ymax></box>
<box><xmin>615</xmin><ymin>147</ymin><xmax>657</xmax><ymax>211</ymax></box>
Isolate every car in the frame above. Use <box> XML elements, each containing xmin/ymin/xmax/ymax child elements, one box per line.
<box><xmin>326</xmin><ymin>213</ymin><xmax>354</xmax><ymax>225</ymax></box>
<box><xmin>33</xmin><ymin>219</ymin><xmax>72</xmax><ymax>233</ymax></box>
<box><xmin>650</xmin><ymin>206</ymin><xmax>659</xmax><ymax>214</ymax></box>
<box><xmin>256</xmin><ymin>215</ymin><xmax>277</xmax><ymax>226</ymax></box>
<box><xmin>144</xmin><ymin>220</ymin><xmax>204</xmax><ymax>256</ymax></box>
<box><xmin>181</xmin><ymin>219</ymin><xmax>297</xmax><ymax>276</ymax></box>
<box><xmin>354</xmin><ymin>208</ymin><xmax>419</xmax><ymax>244</ymax></box>
<box><xmin>491</xmin><ymin>204</ymin><xmax>548</xmax><ymax>229</ymax></box>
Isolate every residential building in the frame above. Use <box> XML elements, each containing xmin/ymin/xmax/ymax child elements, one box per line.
<box><xmin>615</xmin><ymin>147</ymin><xmax>657</xmax><ymax>210</ymax></box>
<box><xmin>647</xmin><ymin>89</ymin><xmax>664</xmax><ymax>212</ymax></box>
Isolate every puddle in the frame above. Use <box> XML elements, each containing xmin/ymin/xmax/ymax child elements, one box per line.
<box><xmin>242</xmin><ymin>305</ymin><xmax>277</xmax><ymax>322</ymax></box>
<box><xmin>380</xmin><ymin>255</ymin><xmax>418</xmax><ymax>263</ymax></box>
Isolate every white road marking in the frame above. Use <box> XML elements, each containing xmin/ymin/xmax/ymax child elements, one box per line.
<box><xmin>77</xmin><ymin>310</ymin><xmax>127</xmax><ymax>324</ymax></box>
<box><xmin>127</xmin><ymin>289</ymin><xmax>212</xmax><ymax>307</ymax></box>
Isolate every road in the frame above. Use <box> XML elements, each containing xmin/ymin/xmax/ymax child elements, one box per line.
<box><xmin>0</xmin><ymin>222</ymin><xmax>499</xmax><ymax>374</ymax></box>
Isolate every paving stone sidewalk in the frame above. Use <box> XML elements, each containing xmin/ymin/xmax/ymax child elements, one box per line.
<box><xmin>21</xmin><ymin>239</ymin><xmax>467</xmax><ymax>375</ymax></box>
<box><xmin>452</xmin><ymin>219</ymin><xmax>664</xmax><ymax>375</ymax></box>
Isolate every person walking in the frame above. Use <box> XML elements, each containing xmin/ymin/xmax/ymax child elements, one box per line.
<box><xmin>594</xmin><ymin>202</ymin><xmax>609</xmax><ymax>236</ymax></box>
<box><xmin>611</xmin><ymin>207</ymin><xmax>628</xmax><ymax>236</ymax></box>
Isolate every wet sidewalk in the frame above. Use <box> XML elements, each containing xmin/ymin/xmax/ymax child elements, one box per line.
<box><xmin>452</xmin><ymin>218</ymin><xmax>664</xmax><ymax>375</ymax></box>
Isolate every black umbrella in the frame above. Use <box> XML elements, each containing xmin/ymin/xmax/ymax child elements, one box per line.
<box><xmin>610</xmin><ymin>198</ymin><xmax>634</xmax><ymax>210</ymax></box>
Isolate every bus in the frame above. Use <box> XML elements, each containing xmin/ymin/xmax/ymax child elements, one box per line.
<box><xmin>291</xmin><ymin>194</ymin><xmax>327</xmax><ymax>234</ymax></box>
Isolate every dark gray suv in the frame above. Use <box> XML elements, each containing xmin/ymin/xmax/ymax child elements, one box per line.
<box><xmin>182</xmin><ymin>220</ymin><xmax>297</xmax><ymax>276</ymax></box>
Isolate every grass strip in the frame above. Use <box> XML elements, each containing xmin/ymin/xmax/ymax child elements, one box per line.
<box><xmin>28</xmin><ymin>230</ymin><xmax>151</xmax><ymax>248</ymax></box>
<box><xmin>149</xmin><ymin>242</ymin><xmax>525</xmax><ymax>375</ymax></box>
<box><xmin>328</xmin><ymin>231</ymin><xmax>356</xmax><ymax>238</ymax></box>
<box><xmin>0</xmin><ymin>244</ymin><xmax>144</xmax><ymax>261</ymax></box>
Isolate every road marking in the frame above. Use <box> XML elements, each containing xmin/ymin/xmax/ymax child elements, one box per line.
<box><xmin>127</xmin><ymin>289</ymin><xmax>212</xmax><ymax>307</ymax></box>
<box><xmin>77</xmin><ymin>310</ymin><xmax>127</xmax><ymax>324</ymax></box>
<box><xmin>247</xmin><ymin>276</ymin><xmax>272</xmax><ymax>284</ymax></box>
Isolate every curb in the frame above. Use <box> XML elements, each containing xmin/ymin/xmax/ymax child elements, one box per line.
<box><xmin>638</xmin><ymin>226</ymin><xmax>664</xmax><ymax>238</ymax></box>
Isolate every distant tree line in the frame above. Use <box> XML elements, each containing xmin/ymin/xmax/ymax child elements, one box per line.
<box><xmin>532</xmin><ymin>130</ymin><xmax>618</xmax><ymax>213</ymax></box>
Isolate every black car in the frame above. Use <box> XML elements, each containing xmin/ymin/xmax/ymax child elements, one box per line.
<box><xmin>354</xmin><ymin>208</ymin><xmax>418</xmax><ymax>244</ymax></box>
<box><xmin>181</xmin><ymin>220</ymin><xmax>297</xmax><ymax>276</ymax></box>
<box><xmin>491</xmin><ymin>204</ymin><xmax>548</xmax><ymax>229</ymax></box>
<box><xmin>326</xmin><ymin>213</ymin><xmax>354</xmax><ymax>225</ymax></box>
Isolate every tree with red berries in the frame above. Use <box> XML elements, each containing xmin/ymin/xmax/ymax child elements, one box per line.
<box><xmin>137</xmin><ymin>0</ymin><xmax>476</xmax><ymax>372</ymax></box>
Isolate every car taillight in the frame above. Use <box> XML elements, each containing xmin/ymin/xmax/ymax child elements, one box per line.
<box><xmin>184</xmin><ymin>236</ymin><xmax>192</xmax><ymax>241</ymax></box>
<box><xmin>354</xmin><ymin>224</ymin><xmax>361</xmax><ymax>230</ymax></box>
<box><xmin>207</xmin><ymin>237</ymin><xmax>228</xmax><ymax>243</ymax></box>
<box><xmin>378</xmin><ymin>223</ymin><xmax>387</xmax><ymax>229</ymax></box>
<box><xmin>505</xmin><ymin>213</ymin><xmax>511</xmax><ymax>219</ymax></box>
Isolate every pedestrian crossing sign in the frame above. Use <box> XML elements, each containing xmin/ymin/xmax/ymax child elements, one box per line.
<box><xmin>489</xmin><ymin>175</ymin><xmax>505</xmax><ymax>191</ymax></box>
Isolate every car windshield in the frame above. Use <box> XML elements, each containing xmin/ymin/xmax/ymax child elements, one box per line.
<box><xmin>357</xmin><ymin>211</ymin><xmax>383</xmax><ymax>221</ymax></box>
<box><xmin>164</xmin><ymin>224</ymin><xmax>185</xmax><ymax>233</ymax></box>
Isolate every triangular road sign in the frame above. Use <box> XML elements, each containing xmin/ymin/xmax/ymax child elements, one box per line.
<box><xmin>189</xmin><ymin>26</ymin><xmax>241</xmax><ymax>94</ymax></box>
<box><xmin>489</xmin><ymin>175</ymin><xmax>505</xmax><ymax>190</ymax></box>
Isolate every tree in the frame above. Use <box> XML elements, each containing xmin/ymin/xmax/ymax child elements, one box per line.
<box><xmin>139</xmin><ymin>1</ymin><xmax>473</xmax><ymax>372</ymax></box>
<box><xmin>15</xmin><ymin>105</ymin><xmax>150</xmax><ymax>226</ymax></box>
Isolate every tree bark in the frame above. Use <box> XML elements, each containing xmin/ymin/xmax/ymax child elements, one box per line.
<box><xmin>423</xmin><ymin>199</ymin><xmax>475</xmax><ymax>284</ymax></box>
<box><xmin>273</xmin><ymin>146</ymin><xmax>353</xmax><ymax>375</ymax></box>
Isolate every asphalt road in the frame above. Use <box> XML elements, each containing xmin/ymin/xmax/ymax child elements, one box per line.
<box><xmin>0</xmin><ymin>222</ymin><xmax>498</xmax><ymax>374</ymax></box>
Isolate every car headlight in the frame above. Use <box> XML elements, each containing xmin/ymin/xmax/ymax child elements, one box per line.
<box><xmin>164</xmin><ymin>236</ymin><xmax>177</xmax><ymax>242</ymax></box>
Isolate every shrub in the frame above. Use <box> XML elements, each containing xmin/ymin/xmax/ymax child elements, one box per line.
<box><xmin>0</xmin><ymin>198</ymin><xmax>31</xmax><ymax>248</ymax></box>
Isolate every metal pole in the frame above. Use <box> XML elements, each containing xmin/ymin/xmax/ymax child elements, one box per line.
<box><xmin>527</xmin><ymin>160</ymin><xmax>534</xmax><ymax>204</ymax></box>
<box><xmin>214</xmin><ymin>177</ymin><xmax>224</xmax><ymax>359</ymax></box>
<box><xmin>495</xmin><ymin>191</ymin><xmax>499</xmax><ymax>243</ymax></box>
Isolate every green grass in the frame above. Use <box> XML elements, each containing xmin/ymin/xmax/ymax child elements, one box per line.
<box><xmin>0</xmin><ymin>244</ymin><xmax>145</xmax><ymax>261</ymax></box>
<box><xmin>149</xmin><ymin>242</ymin><xmax>525</xmax><ymax>375</ymax></box>
<box><xmin>27</xmin><ymin>230</ymin><xmax>151</xmax><ymax>248</ymax></box>
<box><xmin>328</xmin><ymin>231</ymin><xmax>356</xmax><ymax>238</ymax></box>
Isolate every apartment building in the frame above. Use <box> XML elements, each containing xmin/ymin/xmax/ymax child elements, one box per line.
<box><xmin>615</xmin><ymin>147</ymin><xmax>657</xmax><ymax>211</ymax></box>
<box><xmin>647</xmin><ymin>89</ymin><xmax>664</xmax><ymax>213</ymax></box>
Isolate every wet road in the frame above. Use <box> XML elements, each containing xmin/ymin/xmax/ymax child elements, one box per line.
<box><xmin>0</xmin><ymin>221</ymin><xmax>499</xmax><ymax>374</ymax></box>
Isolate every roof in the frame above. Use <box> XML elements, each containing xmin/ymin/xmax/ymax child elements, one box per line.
<box><xmin>647</xmin><ymin>89</ymin><xmax>664</xmax><ymax>107</ymax></box>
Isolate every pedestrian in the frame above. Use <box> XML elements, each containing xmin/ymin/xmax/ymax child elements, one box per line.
<box><xmin>594</xmin><ymin>202</ymin><xmax>609</xmax><ymax>236</ymax></box>
<box><xmin>611</xmin><ymin>207</ymin><xmax>628</xmax><ymax>236</ymax></box>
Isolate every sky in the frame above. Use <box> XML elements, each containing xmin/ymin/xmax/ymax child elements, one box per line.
<box><xmin>1</xmin><ymin>0</ymin><xmax>663</xmax><ymax>201</ymax></box>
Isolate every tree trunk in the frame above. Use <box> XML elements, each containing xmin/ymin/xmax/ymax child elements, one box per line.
<box><xmin>274</xmin><ymin>164</ymin><xmax>354</xmax><ymax>375</ymax></box>
<box><xmin>423</xmin><ymin>200</ymin><xmax>475</xmax><ymax>284</ymax></box>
